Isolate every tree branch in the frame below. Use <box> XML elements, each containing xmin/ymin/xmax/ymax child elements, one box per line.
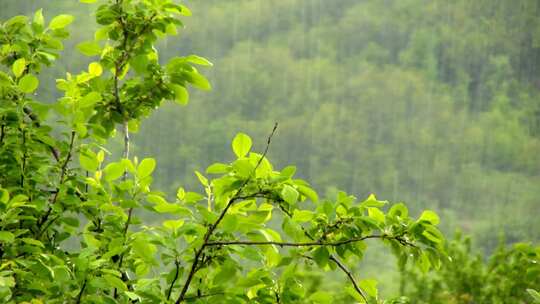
<box><xmin>175</xmin><ymin>123</ymin><xmax>278</xmax><ymax>304</ymax></box>
<box><xmin>328</xmin><ymin>256</ymin><xmax>368</xmax><ymax>302</ymax></box>
<box><xmin>274</xmin><ymin>200</ymin><xmax>371</xmax><ymax>301</ymax></box>
<box><xmin>205</xmin><ymin>235</ymin><xmax>388</xmax><ymax>248</ymax></box>
<box><xmin>75</xmin><ymin>279</ymin><xmax>87</xmax><ymax>304</ymax></box>
<box><xmin>167</xmin><ymin>259</ymin><xmax>181</xmax><ymax>300</ymax></box>
<box><xmin>37</xmin><ymin>131</ymin><xmax>76</xmax><ymax>237</ymax></box>
<box><xmin>23</xmin><ymin>106</ymin><xmax>60</xmax><ymax>162</ymax></box>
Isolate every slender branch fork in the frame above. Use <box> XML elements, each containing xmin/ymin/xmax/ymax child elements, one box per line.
<box><xmin>173</xmin><ymin>122</ymin><xmax>416</xmax><ymax>303</ymax></box>
<box><xmin>175</xmin><ymin>123</ymin><xmax>278</xmax><ymax>304</ymax></box>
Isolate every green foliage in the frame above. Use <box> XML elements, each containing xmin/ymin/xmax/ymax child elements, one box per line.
<box><xmin>400</xmin><ymin>232</ymin><xmax>540</xmax><ymax>304</ymax></box>
<box><xmin>0</xmin><ymin>1</ymin><xmax>447</xmax><ymax>304</ymax></box>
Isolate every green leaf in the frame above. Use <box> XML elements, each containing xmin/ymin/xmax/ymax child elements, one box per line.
<box><xmin>0</xmin><ymin>189</ymin><xmax>9</xmax><ymax>204</ymax></box>
<box><xmin>232</xmin><ymin>133</ymin><xmax>252</xmax><ymax>158</ymax></box>
<box><xmin>422</xmin><ymin>225</ymin><xmax>443</xmax><ymax>244</ymax></box>
<box><xmin>33</xmin><ymin>9</ymin><xmax>44</xmax><ymax>27</ymax></box>
<box><xmin>281</xmin><ymin>166</ymin><xmax>296</xmax><ymax>178</ymax></box>
<box><xmin>187</xmin><ymin>71</ymin><xmax>211</xmax><ymax>90</ymax></box>
<box><xmin>360</xmin><ymin>194</ymin><xmax>387</xmax><ymax>208</ymax></box>
<box><xmin>214</xmin><ymin>262</ymin><xmax>237</xmax><ymax>283</ymax></box>
<box><xmin>194</xmin><ymin>171</ymin><xmax>208</xmax><ymax>187</ymax></box>
<box><xmin>312</xmin><ymin>247</ymin><xmax>329</xmax><ymax>267</ymax></box>
<box><xmin>88</xmin><ymin>62</ymin><xmax>103</xmax><ymax>76</ymax></box>
<box><xmin>124</xmin><ymin>291</ymin><xmax>141</xmax><ymax>301</ymax></box>
<box><xmin>184</xmin><ymin>192</ymin><xmax>205</xmax><ymax>204</ymax></box>
<box><xmin>359</xmin><ymin>279</ymin><xmax>378</xmax><ymax>298</ymax></box>
<box><xmin>418</xmin><ymin>210</ymin><xmax>440</xmax><ymax>225</ymax></box>
<box><xmin>281</xmin><ymin>185</ymin><xmax>299</xmax><ymax>205</ymax></box>
<box><xmin>527</xmin><ymin>289</ymin><xmax>540</xmax><ymax>303</ymax></box>
<box><xmin>103</xmin><ymin>162</ymin><xmax>124</xmax><ymax>181</ymax></box>
<box><xmin>163</xmin><ymin>219</ymin><xmax>184</xmax><ymax>232</ymax></box>
<box><xmin>346</xmin><ymin>286</ymin><xmax>366</xmax><ymax>303</ymax></box>
<box><xmin>367</xmin><ymin>207</ymin><xmax>385</xmax><ymax>223</ymax></box>
<box><xmin>206</xmin><ymin>163</ymin><xmax>230</xmax><ymax>174</ymax></box>
<box><xmin>154</xmin><ymin>202</ymin><xmax>191</xmax><ymax>215</ymax></box>
<box><xmin>103</xmin><ymin>274</ymin><xmax>127</xmax><ymax>291</ymax></box>
<box><xmin>0</xmin><ymin>231</ymin><xmax>15</xmax><ymax>243</ymax></box>
<box><xmin>80</xmin><ymin>150</ymin><xmax>99</xmax><ymax>172</ymax></box>
<box><xmin>12</xmin><ymin>58</ymin><xmax>26</xmax><ymax>77</ymax></box>
<box><xmin>21</xmin><ymin>238</ymin><xmax>44</xmax><ymax>248</ymax></box>
<box><xmin>80</xmin><ymin>0</ymin><xmax>98</xmax><ymax>3</ymax></box>
<box><xmin>79</xmin><ymin>91</ymin><xmax>101</xmax><ymax>108</ymax></box>
<box><xmin>185</xmin><ymin>55</ymin><xmax>213</xmax><ymax>66</ymax></box>
<box><xmin>309</xmin><ymin>291</ymin><xmax>332</xmax><ymax>304</ymax></box>
<box><xmin>137</xmin><ymin>158</ymin><xmax>156</xmax><ymax>178</ymax></box>
<box><xmin>49</xmin><ymin>14</ymin><xmax>74</xmax><ymax>30</ymax></box>
<box><xmin>18</xmin><ymin>74</ymin><xmax>39</xmax><ymax>93</ymax></box>
<box><xmin>233</xmin><ymin>159</ymin><xmax>254</xmax><ymax>178</ymax></box>
<box><xmin>297</xmin><ymin>184</ymin><xmax>318</xmax><ymax>203</ymax></box>
<box><xmin>77</xmin><ymin>41</ymin><xmax>102</xmax><ymax>56</ymax></box>
<box><xmin>171</xmin><ymin>84</ymin><xmax>189</xmax><ymax>105</ymax></box>
<box><xmin>388</xmin><ymin>203</ymin><xmax>409</xmax><ymax>218</ymax></box>
<box><xmin>292</xmin><ymin>210</ymin><xmax>314</xmax><ymax>223</ymax></box>
<box><xmin>179</xmin><ymin>5</ymin><xmax>192</xmax><ymax>16</ymax></box>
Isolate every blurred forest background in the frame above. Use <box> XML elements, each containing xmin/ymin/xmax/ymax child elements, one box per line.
<box><xmin>2</xmin><ymin>0</ymin><xmax>539</xmax><ymax>297</ymax></box>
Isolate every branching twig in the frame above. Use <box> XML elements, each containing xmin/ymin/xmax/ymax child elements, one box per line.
<box><xmin>275</xmin><ymin>200</ymin><xmax>371</xmax><ymax>302</ymax></box>
<box><xmin>175</xmin><ymin>123</ymin><xmax>278</xmax><ymax>304</ymax></box>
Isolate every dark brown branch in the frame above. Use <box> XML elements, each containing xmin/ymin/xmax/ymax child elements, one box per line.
<box><xmin>75</xmin><ymin>279</ymin><xmax>87</xmax><ymax>304</ymax></box>
<box><xmin>37</xmin><ymin>131</ymin><xmax>76</xmax><ymax>237</ymax></box>
<box><xmin>167</xmin><ymin>259</ymin><xmax>181</xmax><ymax>300</ymax></box>
<box><xmin>175</xmin><ymin>123</ymin><xmax>278</xmax><ymax>304</ymax></box>
<box><xmin>275</xmin><ymin>200</ymin><xmax>370</xmax><ymax>301</ymax></box>
<box><xmin>23</xmin><ymin>106</ymin><xmax>60</xmax><ymax>162</ymax></box>
<box><xmin>329</xmin><ymin>256</ymin><xmax>368</xmax><ymax>302</ymax></box>
<box><xmin>205</xmin><ymin>235</ymin><xmax>388</xmax><ymax>248</ymax></box>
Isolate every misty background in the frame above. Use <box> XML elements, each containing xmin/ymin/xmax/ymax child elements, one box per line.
<box><xmin>2</xmin><ymin>0</ymin><xmax>539</xmax><ymax>296</ymax></box>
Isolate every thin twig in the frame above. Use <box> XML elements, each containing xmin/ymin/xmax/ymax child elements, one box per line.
<box><xmin>275</xmin><ymin>200</ymin><xmax>370</xmax><ymax>302</ymax></box>
<box><xmin>75</xmin><ymin>279</ymin><xmax>87</xmax><ymax>304</ymax></box>
<box><xmin>23</xmin><ymin>106</ymin><xmax>60</xmax><ymax>162</ymax></box>
<box><xmin>175</xmin><ymin>123</ymin><xmax>278</xmax><ymax>304</ymax></box>
<box><xmin>167</xmin><ymin>259</ymin><xmax>181</xmax><ymax>300</ymax></box>
<box><xmin>205</xmin><ymin>235</ymin><xmax>387</xmax><ymax>248</ymax></box>
<box><xmin>37</xmin><ymin>131</ymin><xmax>76</xmax><ymax>237</ymax></box>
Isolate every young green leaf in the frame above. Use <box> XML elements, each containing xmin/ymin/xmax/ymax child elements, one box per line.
<box><xmin>292</xmin><ymin>210</ymin><xmax>314</xmax><ymax>222</ymax></box>
<box><xmin>88</xmin><ymin>62</ymin><xmax>103</xmax><ymax>76</ymax></box>
<box><xmin>79</xmin><ymin>91</ymin><xmax>101</xmax><ymax>108</ymax></box>
<box><xmin>418</xmin><ymin>210</ymin><xmax>440</xmax><ymax>225</ymax></box>
<box><xmin>359</xmin><ymin>279</ymin><xmax>378</xmax><ymax>298</ymax></box>
<box><xmin>171</xmin><ymin>84</ymin><xmax>189</xmax><ymax>105</ymax></box>
<box><xmin>12</xmin><ymin>58</ymin><xmax>26</xmax><ymax>77</ymax></box>
<box><xmin>232</xmin><ymin>133</ymin><xmax>252</xmax><ymax>158</ymax></box>
<box><xmin>281</xmin><ymin>185</ymin><xmax>299</xmax><ymax>205</ymax></box>
<box><xmin>18</xmin><ymin>74</ymin><xmax>39</xmax><ymax>93</ymax></box>
<box><xmin>76</xmin><ymin>41</ymin><xmax>102</xmax><ymax>56</ymax></box>
<box><xmin>48</xmin><ymin>14</ymin><xmax>74</xmax><ymax>29</ymax></box>
<box><xmin>137</xmin><ymin>158</ymin><xmax>156</xmax><ymax>178</ymax></box>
